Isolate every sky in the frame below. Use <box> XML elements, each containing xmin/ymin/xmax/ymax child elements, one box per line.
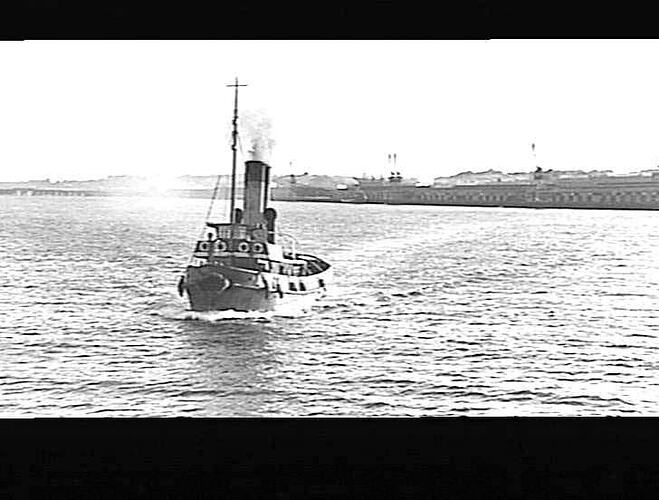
<box><xmin>1</xmin><ymin>40</ymin><xmax>659</xmax><ymax>183</ymax></box>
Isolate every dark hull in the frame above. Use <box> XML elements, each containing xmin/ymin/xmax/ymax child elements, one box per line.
<box><xmin>184</xmin><ymin>264</ymin><xmax>327</xmax><ymax>313</ymax></box>
<box><xmin>187</xmin><ymin>283</ymin><xmax>278</xmax><ymax>312</ymax></box>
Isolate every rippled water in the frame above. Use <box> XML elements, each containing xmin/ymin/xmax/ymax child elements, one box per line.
<box><xmin>1</xmin><ymin>196</ymin><xmax>658</xmax><ymax>416</ymax></box>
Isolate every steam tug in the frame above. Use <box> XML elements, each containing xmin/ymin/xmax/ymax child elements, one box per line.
<box><xmin>177</xmin><ymin>79</ymin><xmax>331</xmax><ymax>312</ymax></box>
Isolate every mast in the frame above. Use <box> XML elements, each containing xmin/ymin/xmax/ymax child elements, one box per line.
<box><xmin>226</xmin><ymin>77</ymin><xmax>247</xmax><ymax>223</ymax></box>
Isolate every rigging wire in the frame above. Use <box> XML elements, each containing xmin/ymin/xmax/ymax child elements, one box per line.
<box><xmin>232</xmin><ymin>132</ymin><xmax>245</xmax><ymax>221</ymax></box>
<box><xmin>185</xmin><ymin>170</ymin><xmax>223</xmax><ymax>268</ymax></box>
<box><xmin>185</xmin><ymin>137</ymin><xmax>230</xmax><ymax>267</ymax></box>
<box><xmin>186</xmin><ymin>125</ymin><xmax>245</xmax><ymax>267</ymax></box>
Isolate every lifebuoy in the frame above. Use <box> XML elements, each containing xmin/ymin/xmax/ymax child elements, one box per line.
<box><xmin>237</xmin><ymin>240</ymin><xmax>250</xmax><ymax>253</ymax></box>
<box><xmin>216</xmin><ymin>239</ymin><xmax>228</xmax><ymax>252</ymax></box>
<box><xmin>199</xmin><ymin>241</ymin><xmax>210</xmax><ymax>252</ymax></box>
<box><xmin>252</xmin><ymin>242</ymin><xmax>265</xmax><ymax>254</ymax></box>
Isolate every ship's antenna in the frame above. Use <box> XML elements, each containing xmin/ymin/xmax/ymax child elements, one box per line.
<box><xmin>227</xmin><ymin>77</ymin><xmax>248</xmax><ymax>224</ymax></box>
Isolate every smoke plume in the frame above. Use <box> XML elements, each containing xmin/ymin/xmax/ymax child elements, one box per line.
<box><xmin>240</xmin><ymin>109</ymin><xmax>275</xmax><ymax>162</ymax></box>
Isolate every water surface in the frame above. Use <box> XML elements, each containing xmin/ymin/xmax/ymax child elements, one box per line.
<box><xmin>1</xmin><ymin>196</ymin><xmax>658</xmax><ymax>416</ymax></box>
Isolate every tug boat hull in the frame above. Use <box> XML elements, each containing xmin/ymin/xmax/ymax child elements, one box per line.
<box><xmin>184</xmin><ymin>264</ymin><xmax>330</xmax><ymax>312</ymax></box>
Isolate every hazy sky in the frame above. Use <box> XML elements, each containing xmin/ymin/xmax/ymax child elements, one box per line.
<box><xmin>2</xmin><ymin>40</ymin><xmax>659</xmax><ymax>182</ymax></box>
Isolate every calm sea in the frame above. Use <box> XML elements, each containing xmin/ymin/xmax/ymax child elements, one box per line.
<box><xmin>1</xmin><ymin>196</ymin><xmax>658</xmax><ymax>416</ymax></box>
